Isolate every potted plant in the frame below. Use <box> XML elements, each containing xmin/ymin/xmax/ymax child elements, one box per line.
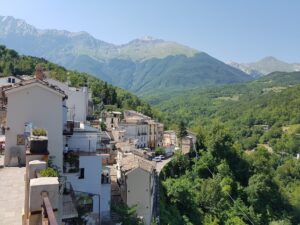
<box><xmin>39</xmin><ymin>167</ymin><xmax>59</xmax><ymax>177</ymax></box>
<box><xmin>29</xmin><ymin>128</ymin><xmax>48</xmax><ymax>154</ymax></box>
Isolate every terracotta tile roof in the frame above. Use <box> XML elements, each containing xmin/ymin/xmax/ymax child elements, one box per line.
<box><xmin>120</xmin><ymin>153</ymin><xmax>155</xmax><ymax>174</ymax></box>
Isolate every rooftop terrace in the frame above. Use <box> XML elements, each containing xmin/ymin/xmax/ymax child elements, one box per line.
<box><xmin>0</xmin><ymin>164</ymin><xmax>25</xmax><ymax>225</ymax></box>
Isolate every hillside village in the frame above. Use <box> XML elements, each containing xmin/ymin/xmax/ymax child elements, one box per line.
<box><xmin>0</xmin><ymin>67</ymin><xmax>195</xmax><ymax>225</ymax></box>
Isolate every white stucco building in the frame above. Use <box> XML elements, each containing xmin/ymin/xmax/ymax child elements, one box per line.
<box><xmin>3</xmin><ymin>74</ymin><xmax>110</xmax><ymax>223</ymax></box>
<box><xmin>46</xmin><ymin>78</ymin><xmax>90</xmax><ymax>122</ymax></box>
<box><xmin>0</xmin><ymin>75</ymin><xmax>21</xmax><ymax>86</ymax></box>
<box><xmin>63</xmin><ymin>121</ymin><xmax>111</xmax><ymax>221</ymax></box>
<box><xmin>4</xmin><ymin>79</ymin><xmax>66</xmax><ymax>168</ymax></box>
<box><xmin>116</xmin><ymin>151</ymin><xmax>157</xmax><ymax>225</ymax></box>
<box><xmin>119</xmin><ymin>121</ymin><xmax>149</xmax><ymax>148</ymax></box>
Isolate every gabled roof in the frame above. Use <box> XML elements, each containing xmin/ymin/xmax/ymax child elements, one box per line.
<box><xmin>3</xmin><ymin>78</ymin><xmax>67</xmax><ymax>99</ymax></box>
<box><xmin>120</xmin><ymin>153</ymin><xmax>155</xmax><ymax>174</ymax></box>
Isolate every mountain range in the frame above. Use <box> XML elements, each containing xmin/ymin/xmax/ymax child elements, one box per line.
<box><xmin>0</xmin><ymin>16</ymin><xmax>252</xmax><ymax>94</ymax></box>
<box><xmin>228</xmin><ymin>56</ymin><xmax>300</xmax><ymax>77</ymax></box>
<box><xmin>1</xmin><ymin>16</ymin><xmax>299</xmax><ymax>95</ymax></box>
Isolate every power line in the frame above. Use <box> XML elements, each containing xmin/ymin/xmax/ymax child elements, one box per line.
<box><xmin>204</xmin><ymin>164</ymin><xmax>255</xmax><ymax>225</ymax></box>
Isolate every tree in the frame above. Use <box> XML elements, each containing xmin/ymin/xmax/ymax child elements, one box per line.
<box><xmin>100</xmin><ymin>121</ymin><xmax>107</xmax><ymax>131</ymax></box>
<box><xmin>177</xmin><ymin>120</ymin><xmax>188</xmax><ymax>147</ymax></box>
<box><xmin>155</xmin><ymin>147</ymin><xmax>166</xmax><ymax>156</ymax></box>
<box><xmin>111</xmin><ymin>202</ymin><xmax>144</xmax><ymax>225</ymax></box>
<box><xmin>178</xmin><ymin>120</ymin><xmax>188</xmax><ymax>139</ymax></box>
<box><xmin>245</xmin><ymin>173</ymin><xmax>286</xmax><ymax>222</ymax></box>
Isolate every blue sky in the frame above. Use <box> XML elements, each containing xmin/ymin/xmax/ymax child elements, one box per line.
<box><xmin>0</xmin><ymin>0</ymin><xmax>299</xmax><ymax>63</ymax></box>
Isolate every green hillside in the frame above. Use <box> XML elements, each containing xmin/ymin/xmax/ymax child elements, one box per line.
<box><xmin>150</xmin><ymin>71</ymin><xmax>299</xmax><ymax>119</ymax></box>
<box><xmin>46</xmin><ymin>52</ymin><xmax>253</xmax><ymax>95</ymax></box>
<box><xmin>150</xmin><ymin>71</ymin><xmax>300</xmax><ymax>150</ymax></box>
<box><xmin>158</xmin><ymin>71</ymin><xmax>300</xmax><ymax>225</ymax></box>
<box><xmin>0</xmin><ymin>45</ymin><xmax>155</xmax><ymax>117</ymax></box>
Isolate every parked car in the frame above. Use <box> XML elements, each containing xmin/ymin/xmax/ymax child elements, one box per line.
<box><xmin>152</xmin><ymin>156</ymin><xmax>162</xmax><ymax>162</ymax></box>
<box><xmin>158</xmin><ymin>155</ymin><xmax>165</xmax><ymax>160</ymax></box>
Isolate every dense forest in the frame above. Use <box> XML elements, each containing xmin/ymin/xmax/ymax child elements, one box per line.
<box><xmin>160</xmin><ymin>124</ymin><xmax>300</xmax><ymax>224</ymax></box>
<box><xmin>157</xmin><ymin>72</ymin><xmax>300</xmax><ymax>224</ymax></box>
<box><xmin>148</xmin><ymin>72</ymin><xmax>300</xmax><ymax>152</ymax></box>
<box><xmin>0</xmin><ymin>45</ymin><xmax>155</xmax><ymax>117</ymax></box>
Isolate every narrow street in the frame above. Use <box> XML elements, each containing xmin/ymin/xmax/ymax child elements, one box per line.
<box><xmin>156</xmin><ymin>157</ymin><xmax>172</xmax><ymax>174</ymax></box>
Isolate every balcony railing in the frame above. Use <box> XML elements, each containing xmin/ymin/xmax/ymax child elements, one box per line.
<box><xmin>42</xmin><ymin>195</ymin><xmax>58</xmax><ymax>225</ymax></box>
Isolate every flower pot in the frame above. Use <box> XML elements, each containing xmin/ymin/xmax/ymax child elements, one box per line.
<box><xmin>29</xmin><ymin>136</ymin><xmax>48</xmax><ymax>154</ymax></box>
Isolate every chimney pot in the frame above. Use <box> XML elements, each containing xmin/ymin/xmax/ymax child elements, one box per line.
<box><xmin>35</xmin><ymin>65</ymin><xmax>45</xmax><ymax>81</ymax></box>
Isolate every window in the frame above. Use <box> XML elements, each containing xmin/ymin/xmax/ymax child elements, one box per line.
<box><xmin>8</xmin><ymin>78</ymin><xmax>11</xmax><ymax>83</ymax></box>
<box><xmin>79</xmin><ymin>168</ymin><xmax>85</xmax><ymax>179</ymax></box>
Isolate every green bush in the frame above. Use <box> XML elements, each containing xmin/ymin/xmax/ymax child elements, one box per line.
<box><xmin>155</xmin><ymin>147</ymin><xmax>166</xmax><ymax>156</ymax></box>
<box><xmin>40</xmin><ymin>167</ymin><xmax>59</xmax><ymax>177</ymax></box>
<box><xmin>32</xmin><ymin>128</ymin><xmax>47</xmax><ymax>136</ymax></box>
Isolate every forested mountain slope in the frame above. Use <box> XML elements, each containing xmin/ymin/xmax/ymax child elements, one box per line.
<box><xmin>158</xmin><ymin>71</ymin><xmax>300</xmax><ymax>225</ymax></box>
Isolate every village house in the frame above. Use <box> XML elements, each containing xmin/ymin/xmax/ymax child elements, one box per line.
<box><xmin>103</xmin><ymin>110</ymin><xmax>164</xmax><ymax>150</ymax></box>
<box><xmin>3</xmin><ymin>76</ymin><xmax>66</xmax><ymax>168</ymax></box>
<box><xmin>63</xmin><ymin>121</ymin><xmax>111</xmax><ymax>222</ymax></box>
<box><xmin>103</xmin><ymin>111</ymin><xmax>122</xmax><ymax>131</ymax></box>
<box><xmin>3</xmin><ymin>70</ymin><xmax>111</xmax><ymax>224</ymax></box>
<box><xmin>181</xmin><ymin>132</ymin><xmax>197</xmax><ymax>155</ymax></box>
<box><xmin>148</xmin><ymin>120</ymin><xmax>164</xmax><ymax>149</ymax></box>
<box><xmin>119</xmin><ymin>119</ymin><xmax>149</xmax><ymax>149</ymax></box>
<box><xmin>0</xmin><ymin>75</ymin><xmax>21</xmax><ymax>86</ymax></box>
<box><xmin>116</xmin><ymin>150</ymin><xmax>158</xmax><ymax>225</ymax></box>
<box><xmin>46</xmin><ymin>78</ymin><xmax>90</xmax><ymax>122</ymax></box>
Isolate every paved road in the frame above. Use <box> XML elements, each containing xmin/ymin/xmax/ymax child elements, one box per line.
<box><xmin>156</xmin><ymin>157</ymin><xmax>172</xmax><ymax>173</ymax></box>
<box><xmin>0</xmin><ymin>164</ymin><xmax>25</xmax><ymax>225</ymax></box>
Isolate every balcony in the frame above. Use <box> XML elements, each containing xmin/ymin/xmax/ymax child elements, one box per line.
<box><xmin>63</xmin><ymin>183</ymin><xmax>99</xmax><ymax>224</ymax></box>
<box><xmin>63</xmin><ymin>121</ymin><xmax>74</xmax><ymax>136</ymax></box>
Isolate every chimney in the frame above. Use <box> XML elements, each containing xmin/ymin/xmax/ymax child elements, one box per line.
<box><xmin>35</xmin><ymin>65</ymin><xmax>45</xmax><ymax>81</ymax></box>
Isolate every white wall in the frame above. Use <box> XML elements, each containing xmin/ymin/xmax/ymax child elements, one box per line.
<box><xmin>67</xmin><ymin>131</ymin><xmax>99</xmax><ymax>152</ymax></box>
<box><xmin>5</xmin><ymin>84</ymin><xmax>64</xmax><ymax>168</ymax></box>
<box><xmin>47</xmin><ymin>79</ymin><xmax>89</xmax><ymax>122</ymax></box>
<box><xmin>65</xmin><ymin>155</ymin><xmax>110</xmax><ymax>217</ymax></box>
<box><xmin>121</xmin><ymin>123</ymin><xmax>149</xmax><ymax>148</ymax></box>
<box><xmin>101</xmin><ymin>183</ymin><xmax>111</xmax><ymax>218</ymax></box>
<box><xmin>127</xmin><ymin>168</ymin><xmax>153</xmax><ymax>225</ymax></box>
<box><xmin>0</xmin><ymin>76</ymin><xmax>20</xmax><ymax>86</ymax></box>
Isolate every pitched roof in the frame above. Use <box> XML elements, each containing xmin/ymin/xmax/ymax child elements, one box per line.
<box><xmin>120</xmin><ymin>153</ymin><xmax>155</xmax><ymax>174</ymax></box>
<box><xmin>3</xmin><ymin>78</ymin><xmax>67</xmax><ymax>99</ymax></box>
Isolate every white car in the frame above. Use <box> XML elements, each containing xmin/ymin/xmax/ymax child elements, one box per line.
<box><xmin>158</xmin><ymin>155</ymin><xmax>165</xmax><ymax>160</ymax></box>
<box><xmin>152</xmin><ymin>156</ymin><xmax>162</xmax><ymax>162</ymax></box>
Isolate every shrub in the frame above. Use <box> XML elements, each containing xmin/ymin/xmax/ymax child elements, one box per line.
<box><xmin>32</xmin><ymin>128</ymin><xmax>47</xmax><ymax>136</ymax></box>
<box><xmin>40</xmin><ymin>167</ymin><xmax>59</xmax><ymax>177</ymax></box>
<box><xmin>155</xmin><ymin>147</ymin><xmax>166</xmax><ymax>156</ymax></box>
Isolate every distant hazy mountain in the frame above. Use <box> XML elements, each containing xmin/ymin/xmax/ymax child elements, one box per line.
<box><xmin>228</xmin><ymin>56</ymin><xmax>300</xmax><ymax>77</ymax></box>
<box><xmin>0</xmin><ymin>15</ymin><xmax>251</xmax><ymax>94</ymax></box>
